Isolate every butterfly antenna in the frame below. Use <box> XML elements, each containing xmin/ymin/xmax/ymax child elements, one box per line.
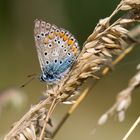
<box><xmin>20</xmin><ymin>73</ymin><xmax>37</xmax><ymax>88</ymax></box>
<box><xmin>27</xmin><ymin>73</ymin><xmax>37</xmax><ymax>78</ymax></box>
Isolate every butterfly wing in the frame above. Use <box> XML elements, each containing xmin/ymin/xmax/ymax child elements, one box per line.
<box><xmin>34</xmin><ymin>20</ymin><xmax>51</xmax><ymax>72</ymax></box>
<box><xmin>34</xmin><ymin>19</ymin><xmax>80</xmax><ymax>84</ymax></box>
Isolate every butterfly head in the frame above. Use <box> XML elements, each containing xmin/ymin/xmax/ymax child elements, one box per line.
<box><xmin>39</xmin><ymin>71</ymin><xmax>60</xmax><ymax>85</ymax></box>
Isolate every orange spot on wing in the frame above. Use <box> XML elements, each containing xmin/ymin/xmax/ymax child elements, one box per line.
<box><xmin>44</xmin><ymin>37</ymin><xmax>49</xmax><ymax>44</ymax></box>
<box><xmin>59</xmin><ymin>32</ymin><xmax>64</xmax><ymax>37</ymax></box>
<box><xmin>63</xmin><ymin>35</ymin><xmax>68</xmax><ymax>41</ymax></box>
<box><xmin>48</xmin><ymin>33</ymin><xmax>54</xmax><ymax>39</ymax></box>
<box><xmin>72</xmin><ymin>45</ymin><xmax>77</xmax><ymax>53</ymax></box>
<box><xmin>55</xmin><ymin>31</ymin><xmax>59</xmax><ymax>35</ymax></box>
<box><xmin>68</xmin><ymin>39</ymin><xmax>74</xmax><ymax>45</ymax></box>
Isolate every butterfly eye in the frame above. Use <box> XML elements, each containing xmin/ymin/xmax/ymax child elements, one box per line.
<box><xmin>44</xmin><ymin>52</ymin><xmax>47</xmax><ymax>55</ymax></box>
<box><xmin>54</xmin><ymin>39</ymin><xmax>57</xmax><ymax>42</ymax></box>
<box><xmin>61</xmin><ymin>45</ymin><xmax>64</xmax><ymax>48</ymax></box>
<box><xmin>68</xmin><ymin>60</ymin><xmax>71</xmax><ymax>63</ymax></box>
<box><xmin>64</xmin><ymin>49</ymin><xmax>67</xmax><ymax>52</ymax></box>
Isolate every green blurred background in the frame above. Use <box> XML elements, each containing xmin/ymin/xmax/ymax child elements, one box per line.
<box><xmin>0</xmin><ymin>0</ymin><xmax>140</xmax><ymax>140</ymax></box>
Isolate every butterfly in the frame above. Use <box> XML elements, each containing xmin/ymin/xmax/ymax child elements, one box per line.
<box><xmin>34</xmin><ymin>19</ymin><xmax>80</xmax><ymax>85</ymax></box>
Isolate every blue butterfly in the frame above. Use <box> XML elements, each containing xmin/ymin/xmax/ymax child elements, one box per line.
<box><xmin>34</xmin><ymin>19</ymin><xmax>80</xmax><ymax>84</ymax></box>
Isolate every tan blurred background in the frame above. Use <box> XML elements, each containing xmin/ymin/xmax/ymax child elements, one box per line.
<box><xmin>0</xmin><ymin>0</ymin><xmax>140</xmax><ymax>140</ymax></box>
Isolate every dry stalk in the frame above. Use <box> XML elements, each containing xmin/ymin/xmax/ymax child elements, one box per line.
<box><xmin>97</xmin><ymin>63</ymin><xmax>140</xmax><ymax>126</ymax></box>
<box><xmin>122</xmin><ymin>116</ymin><xmax>140</xmax><ymax>140</ymax></box>
<box><xmin>4</xmin><ymin>0</ymin><xmax>140</xmax><ymax>140</ymax></box>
